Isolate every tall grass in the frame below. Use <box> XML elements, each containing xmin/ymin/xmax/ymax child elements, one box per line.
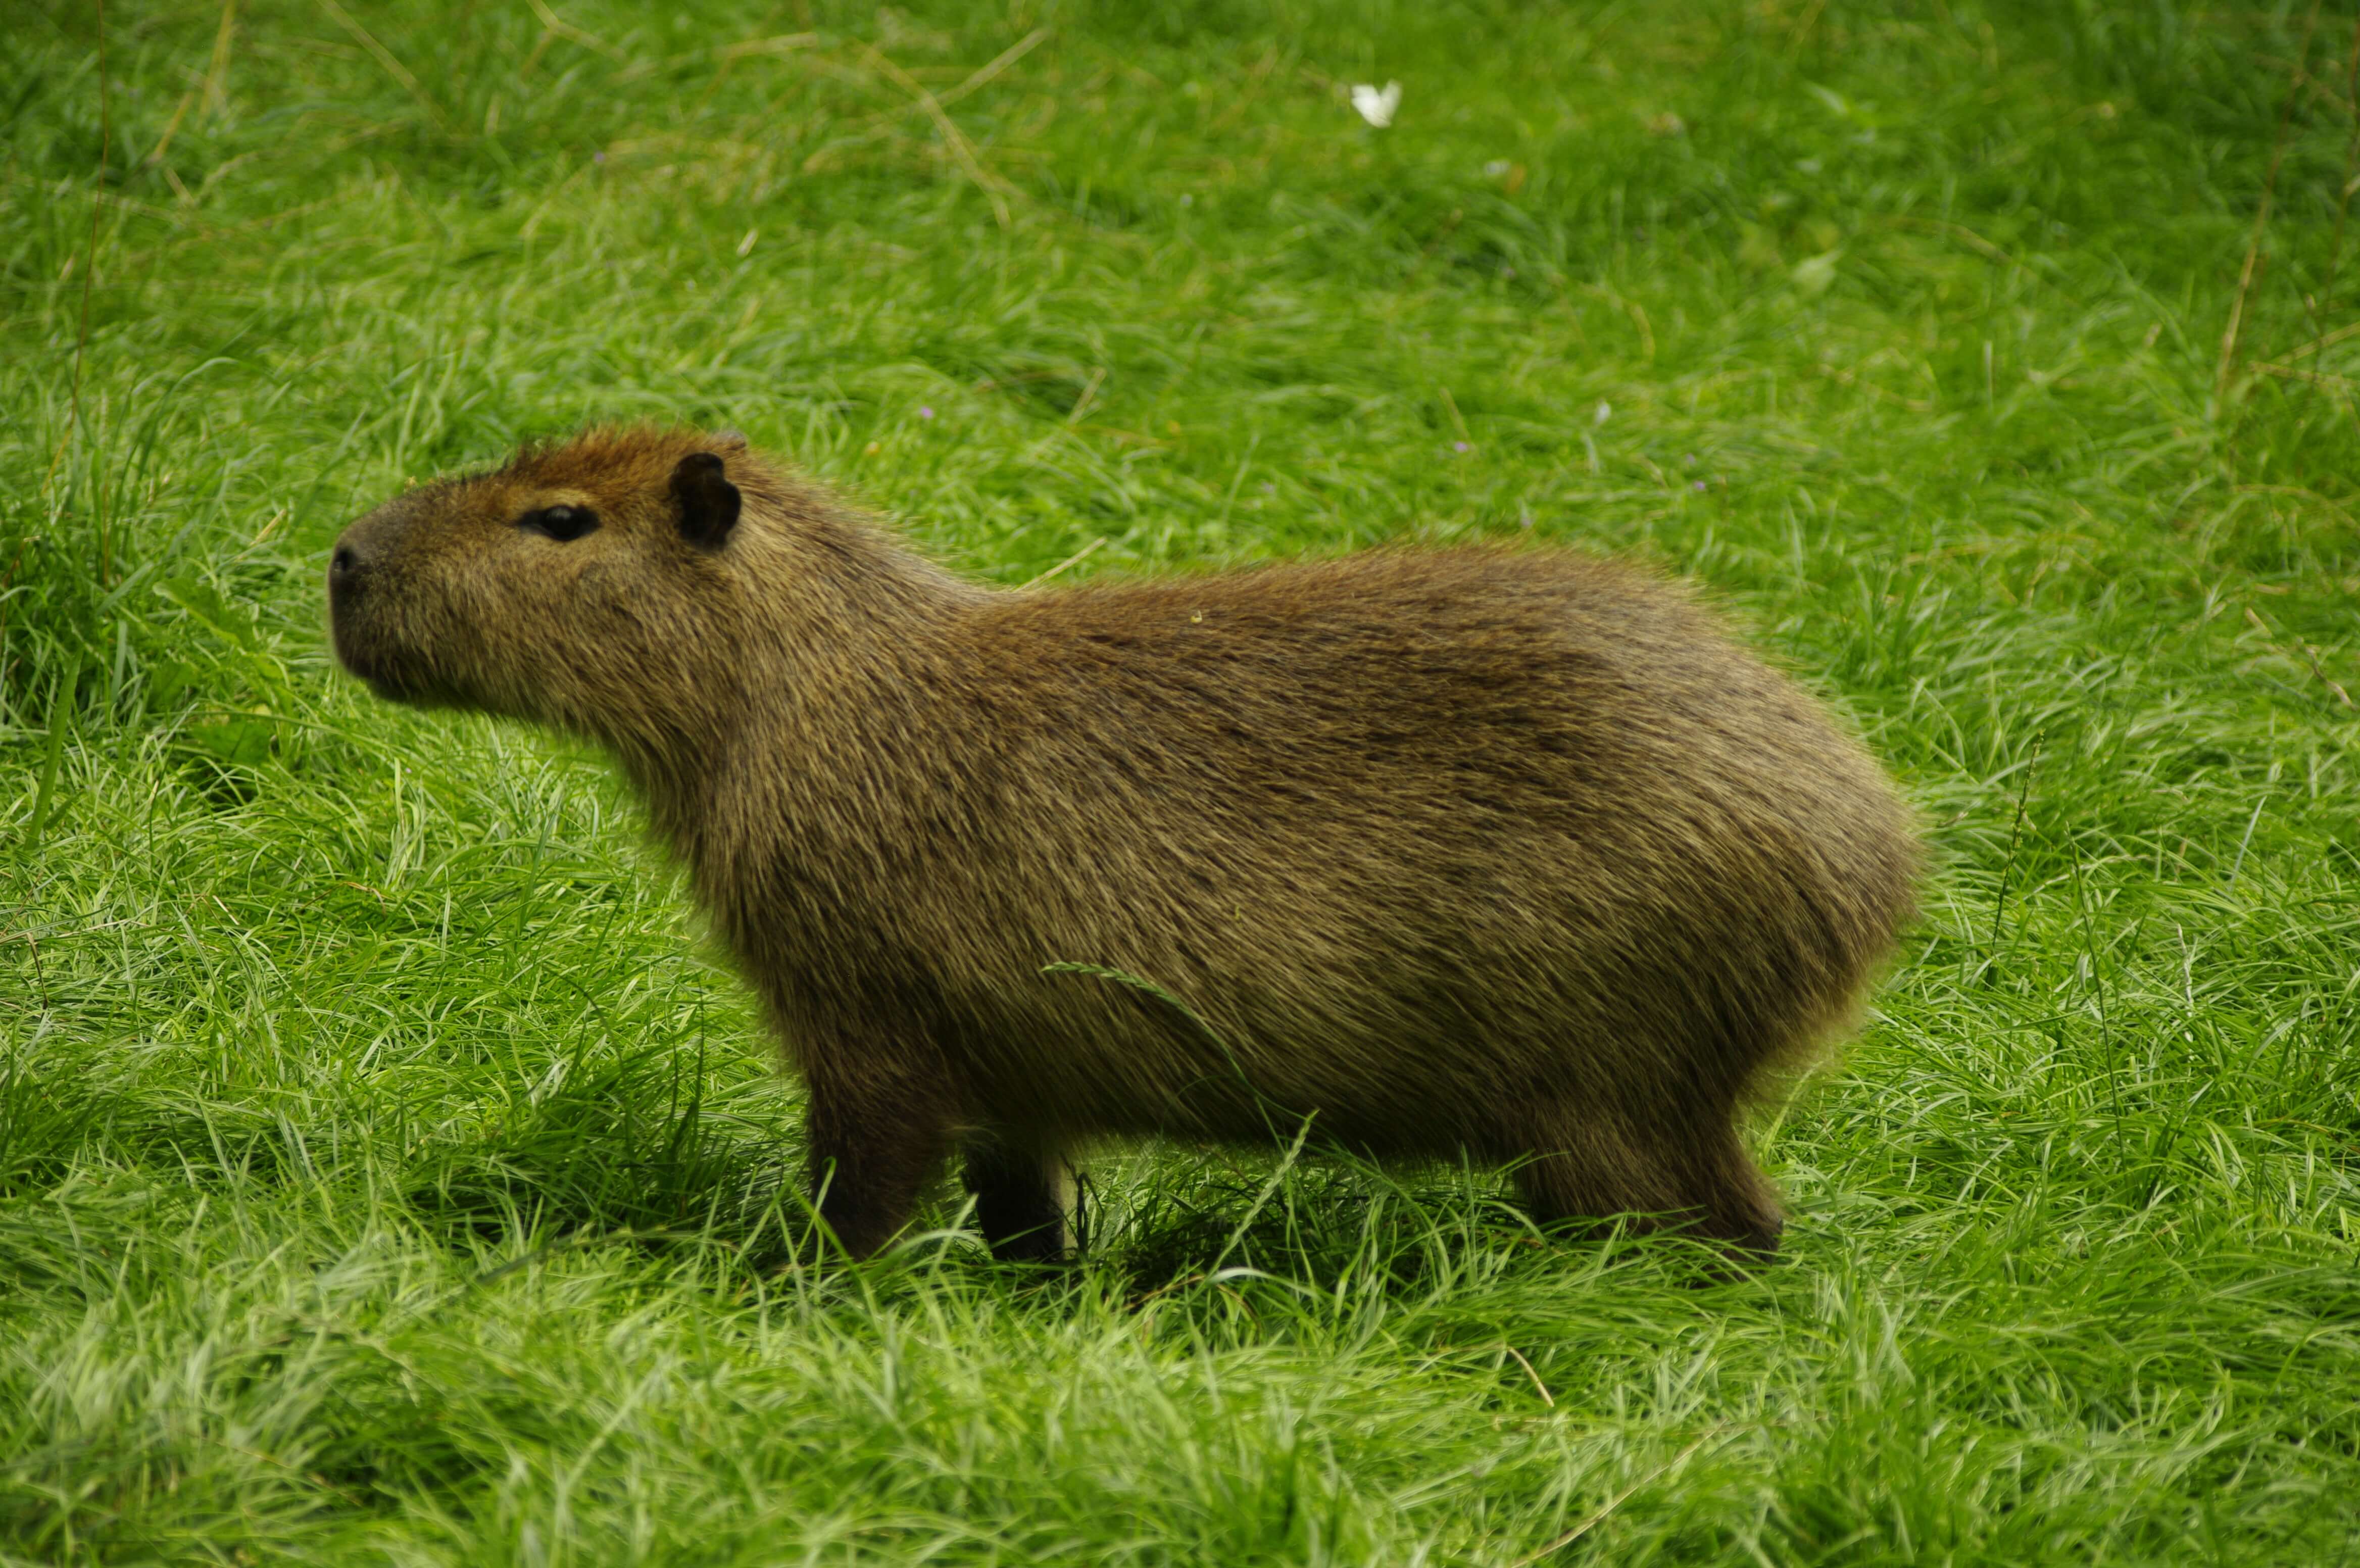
<box><xmin>4</xmin><ymin>1</ymin><xmax>2357</xmax><ymax>1561</ymax></box>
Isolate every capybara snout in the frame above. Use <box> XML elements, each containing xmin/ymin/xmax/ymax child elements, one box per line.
<box><xmin>332</xmin><ymin>425</ymin><xmax>1920</xmax><ymax>1264</ymax></box>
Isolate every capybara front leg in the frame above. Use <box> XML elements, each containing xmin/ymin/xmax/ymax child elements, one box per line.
<box><xmin>962</xmin><ymin>1136</ymin><xmax>1078</xmax><ymax>1263</ymax></box>
<box><xmin>802</xmin><ymin>1071</ymin><xmax>951</xmax><ymax>1260</ymax></box>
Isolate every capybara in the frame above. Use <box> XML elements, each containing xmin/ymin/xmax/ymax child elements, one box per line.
<box><xmin>328</xmin><ymin>426</ymin><xmax>1919</xmax><ymax>1263</ymax></box>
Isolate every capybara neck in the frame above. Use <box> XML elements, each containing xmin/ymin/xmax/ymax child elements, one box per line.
<box><xmin>620</xmin><ymin>507</ymin><xmax>981</xmax><ymax>866</ymax></box>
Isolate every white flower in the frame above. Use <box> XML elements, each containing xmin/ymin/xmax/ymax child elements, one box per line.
<box><xmin>1351</xmin><ymin>81</ymin><xmax>1401</xmax><ymax>128</ymax></box>
<box><xmin>1791</xmin><ymin>249</ymin><xmax>1842</xmax><ymax>296</ymax></box>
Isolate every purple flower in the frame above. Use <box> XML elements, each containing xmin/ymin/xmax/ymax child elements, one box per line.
<box><xmin>1692</xmin><ymin>479</ymin><xmax>1707</xmax><ymax>491</ymax></box>
<box><xmin>593</xmin><ymin>151</ymin><xmax>605</xmax><ymax>163</ymax></box>
<box><xmin>917</xmin><ymin>406</ymin><xmax>935</xmax><ymax>419</ymax></box>
<box><xmin>1453</xmin><ymin>440</ymin><xmax>1470</xmax><ymax>453</ymax></box>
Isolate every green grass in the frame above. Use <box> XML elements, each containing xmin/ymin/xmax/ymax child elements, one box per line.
<box><xmin>5</xmin><ymin>0</ymin><xmax>2359</xmax><ymax>1560</ymax></box>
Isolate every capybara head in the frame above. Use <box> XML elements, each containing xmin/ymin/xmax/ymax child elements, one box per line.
<box><xmin>327</xmin><ymin>428</ymin><xmax>756</xmax><ymax>746</ymax></box>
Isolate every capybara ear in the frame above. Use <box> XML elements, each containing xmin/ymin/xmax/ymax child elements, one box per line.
<box><xmin>670</xmin><ymin>451</ymin><xmax>741</xmax><ymax>550</ymax></box>
<box><xmin>711</xmin><ymin>428</ymin><xmax>749</xmax><ymax>452</ymax></box>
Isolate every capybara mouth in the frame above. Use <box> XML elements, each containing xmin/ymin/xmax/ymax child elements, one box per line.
<box><xmin>361</xmin><ymin>668</ymin><xmax>434</xmax><ymax>704</ymax></box>
<box><xmin>350</xmin><ymin>656</ymin><xmax>454</xmax><ymax>708</ymax></box>
<box><xmin>329</xmin><ymin>612</ymin><xmax>387</xmax><ymax>686</ymax></box>
<box><xmin>330</xmin><ymin>616</ymin><xmax>448</xmax><ymax>707</ymax></box>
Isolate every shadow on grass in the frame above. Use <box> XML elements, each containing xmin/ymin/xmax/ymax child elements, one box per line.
<box><xmin>406</xmin><ymin>1121</ymin><xmax>1767</xmax><ymax>1302</ymax></box>
<box><xmin>10</xmin><ymin>1027</ymin><xmax>1769</xmax><ymax>1309</ymax></box>
<box><xmin>987</xmin><ymin>1150</ymin><xmax>1758</xmax><ymax>1313</ymax></box>
<box><xmin>396</xmin><ymin>1042</ymin><xmax>812</xmax><ymax>1274</ymax></box>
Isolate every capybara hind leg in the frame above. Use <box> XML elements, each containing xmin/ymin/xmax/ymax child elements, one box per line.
<box><xmin>1507</xmin><ymin>1114</ymin><xmax>1684</xmax><ymax>1242</ymax></box>
<box><xmin>962</xmin><ymin>1136</ymin><xmax>1078</xmax><ymax>1263</ymax></box>
<box><xmin>1613</xmin><ymin>1122</ymin><xmax>1786</xmax><ymax>1265</ymax></box>
<box><xmin>1686</xmin><ymin>1133</ymin><xmax>1785</xmax><ymax>1261</ymax></box>
<box><xmin>1509</xmin><ymin>1109</ymin><xmax>1783</xmax><ymax>1261</ymax></box>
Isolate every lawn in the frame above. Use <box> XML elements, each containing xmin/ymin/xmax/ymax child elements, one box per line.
<box><xmin>5</xmin><ymin>0</ymin><xmax>2359</xmax><ymax>1561</ymax></box>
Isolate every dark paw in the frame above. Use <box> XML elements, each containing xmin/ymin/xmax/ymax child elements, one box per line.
<box><xmin>986</xmin><ymin>1223</ymin><xmax>1075</xmax><ymax>1265</ymax></box>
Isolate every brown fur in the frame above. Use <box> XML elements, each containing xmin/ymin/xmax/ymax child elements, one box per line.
<box><xmin>328</xmin><ymin>426</ymin><xmax>1920</xmax><ymax>1263</ymax></box>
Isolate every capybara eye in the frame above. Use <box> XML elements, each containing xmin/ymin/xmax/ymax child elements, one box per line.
<box><xmin>521</xmin><ymin>505</ymin><xmax>599</xmax><ymax>542</ymax></box>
